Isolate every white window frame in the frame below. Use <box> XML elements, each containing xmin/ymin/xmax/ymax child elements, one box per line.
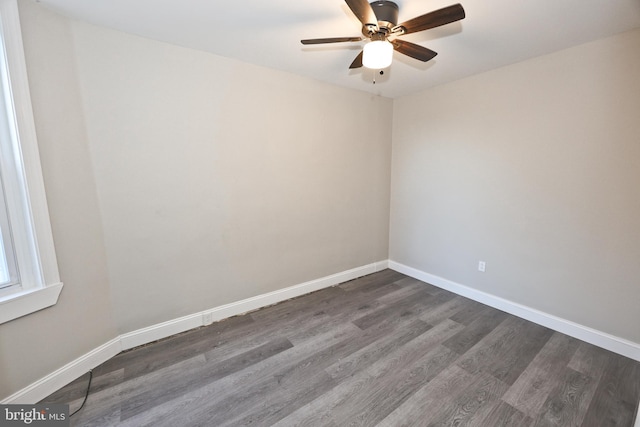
<box><xmin>0</xmin><ymin>0</ymin><xmax>62</xmax><ymax>324</ymax></box>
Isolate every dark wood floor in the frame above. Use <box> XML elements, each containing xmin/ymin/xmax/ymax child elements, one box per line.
<box><xmin>42</xmin><ymin>270</ymin><xmax>640</xmax><ymax>426</ymax></box>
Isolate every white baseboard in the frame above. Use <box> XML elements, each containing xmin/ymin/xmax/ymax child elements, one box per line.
<box><xmin>1</xmin><ymin>260</ymin><xmax>389</xmax><ymax>403</ymax></box>
<box><xmin>120</xmin><ymin>260</ymin><xmax>388</xmax><ymax>350</ymax></box>
<box><xmin>200</xmin><ymin>260</ymin><xmax>390</xmax><ymax>325</ymax></box>
<box><xmin>1</xmin><ymin>338</ymin><xmax>122</xmax><ymax>404</ymax></box>
<box><xmin>119</xmin><ymin>313</ymin><xmax>203</xmax><ymax>350</ymax></box>
<box><xmin>389</xmin><ymin>260</ymin><xmax>640</xmax><ymax>362</ymax></box>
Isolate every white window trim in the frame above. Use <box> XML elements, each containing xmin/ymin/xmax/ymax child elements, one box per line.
<box><xmin>0</xmin><ymin>0</ymin><xmax>62</xmax><ymax>324</ymax></box>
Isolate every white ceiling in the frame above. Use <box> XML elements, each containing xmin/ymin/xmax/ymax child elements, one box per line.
<box><xmin>35</xmin><ymin>0</ymin><xmax>640</xmax><ymax>99</ymax></box>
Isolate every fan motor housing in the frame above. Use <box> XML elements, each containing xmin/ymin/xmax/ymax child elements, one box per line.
<box><xmin>371</xmin><ymin>1</ymin><xmax>399</xmax><ymax>28</ymax></box>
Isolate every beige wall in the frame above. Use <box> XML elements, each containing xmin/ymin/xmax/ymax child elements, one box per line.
<box><xmin>390</xmin><ymin>28</ymin><xmax>640</xmax><ymax>343</ymax></box>
<box><xmin>69</xmin><ymin>17</ymin><xmax>392</xmax><ymax>332</ymax></box>
<box><xmin>0</xmin><ymin>1</ymin><xmax>117</xmax><ymax>398</ymax></box>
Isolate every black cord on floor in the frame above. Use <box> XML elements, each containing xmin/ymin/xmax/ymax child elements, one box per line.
<box><xmin>69</xmin><ymin>369</ymin><xmax>93</xmax><ymax>417</ymax></box>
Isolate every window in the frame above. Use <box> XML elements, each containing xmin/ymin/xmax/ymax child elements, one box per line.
<box><xmin>0</xmin><ymin>0</ymin><xmax>62</xmax><ymax>324</ymax></box>
<box><xmin>0</xmin><ymin>181</ymin><xmax>19</xmax><ymax>288</ymax></box>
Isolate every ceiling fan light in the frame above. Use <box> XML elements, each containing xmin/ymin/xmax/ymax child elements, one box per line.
<box><xmin>362</xmin><ymin>40</ymin><xmax>393</xmax><ymax>69</ymax></box>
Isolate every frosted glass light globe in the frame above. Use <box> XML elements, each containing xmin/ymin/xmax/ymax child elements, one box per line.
<box><xmin>362</xmin><ymin>40</ymin><xmax>393</xmax><ymax>69</ymax></box>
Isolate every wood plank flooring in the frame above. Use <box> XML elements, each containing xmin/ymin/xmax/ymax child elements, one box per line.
<box><xmin>41</xmin><ymin>270</ymin><xmax>640</xmax><ymax>426</ymax></box>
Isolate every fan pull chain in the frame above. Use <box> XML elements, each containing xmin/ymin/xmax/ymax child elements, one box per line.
<box><xmin>372</xmin><ymin>69</ymin><xmax>384</xmax><ymax>85</ymax></box>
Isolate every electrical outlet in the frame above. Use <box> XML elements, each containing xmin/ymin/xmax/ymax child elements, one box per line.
<box><xmin>203</xmin><ymin>312</ymin><xmax>214</xmax><ymax>325</ymax></box>
<box><xmin>478</xmin><ymin>261</ymin><xmax>486</xmax><ymax>272</ymax></box>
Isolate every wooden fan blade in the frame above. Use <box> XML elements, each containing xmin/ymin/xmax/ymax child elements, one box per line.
<box><xmin>392</xmin><ymin>40</ymin><xmax>438</xmax><ymax>62</ymax></box>
<box><xmin>345</xmin><ymin>0</ymin><xmax>378</xmax><ymax>26</ymax></box>
<box><xmin>395</xmin><ymin>4</ymin><xmax>465</xmax><ymax>35</ymax></box>
<box><xmin>349</xmin><ymin>51</ymin><xmax>364</xmax><ymax>69</ymax></box>
<box><xmin>301</xmin><ymin>37</ymin><xmax>363</xmax><ymax>45</ymax></box>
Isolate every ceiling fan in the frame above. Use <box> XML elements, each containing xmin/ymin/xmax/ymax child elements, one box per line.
<box><xmin>301</xmin><ymin>0</ymin><xmax>465</xmax><ymax>70</ymax></box>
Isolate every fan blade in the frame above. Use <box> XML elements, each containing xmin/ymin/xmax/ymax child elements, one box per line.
<box><xmin>349</xmin><ymin>51</ymin><xmax>364</xmax><ymax>69</ymax></box>
<box><xmin>392</xmin><ymin>40</ymin><xmax>437</xmax><ymax>62</ymax></box>
<box><xmin>395</xmin><ymin>4</ymin><xmax>465</xmax><ymax>35</ymax></box>
<box><xmin>345</xmin><ymin>0</ymin><xmax>378</xmax><ymax>26</ymax></box>
<box><xmin>301</xmin><ymin>37</ymin><xmax>363</xmax><ymax>45</ymax></box>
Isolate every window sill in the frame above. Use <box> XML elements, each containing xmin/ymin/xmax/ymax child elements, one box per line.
<box><xmin>0</xmin><ymin>282</ymin><xmax>63</xmax><ymax>324</ymax></box>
